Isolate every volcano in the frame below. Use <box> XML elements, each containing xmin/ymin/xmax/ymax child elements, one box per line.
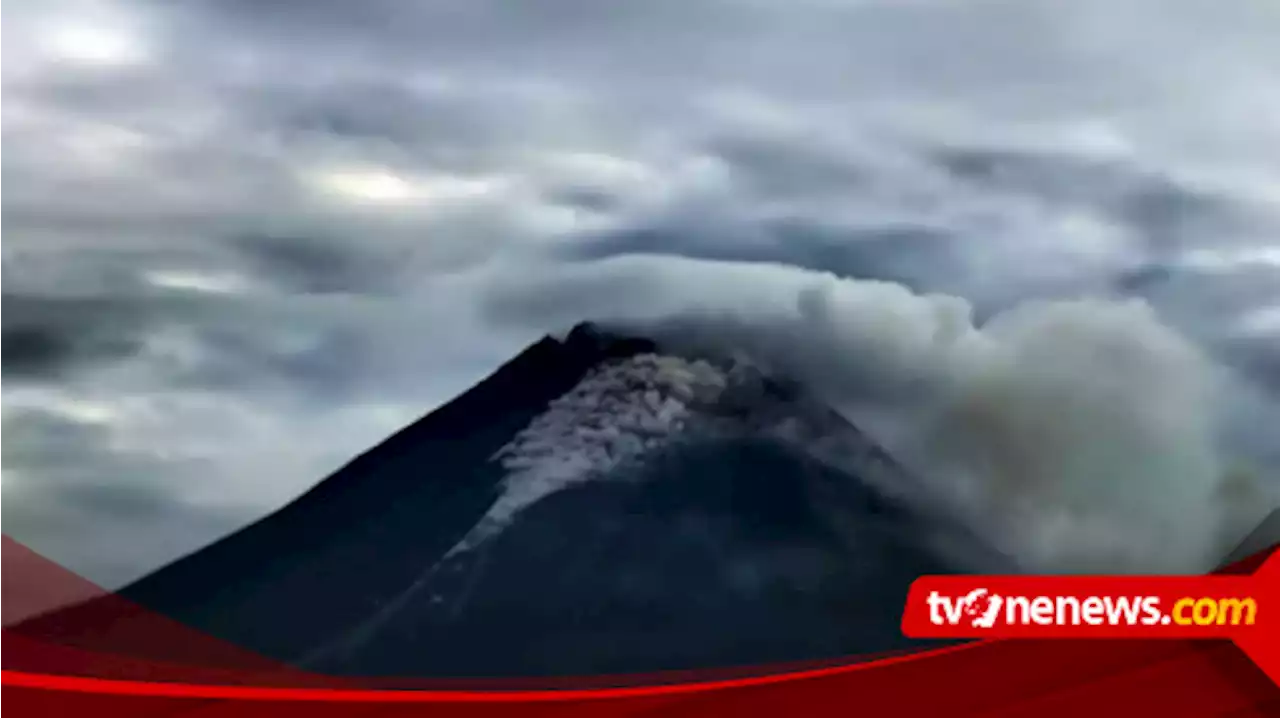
<box><xmin>21</xmin><ymin>323</ymin><xmax>1009</xmax><ymax>678</ymax></box>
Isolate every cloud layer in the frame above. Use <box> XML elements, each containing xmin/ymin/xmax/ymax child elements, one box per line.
<box><xmin>3</xmin><ymin>0</ymin><xmax>1279</xmax><ymax>585</ymax></box>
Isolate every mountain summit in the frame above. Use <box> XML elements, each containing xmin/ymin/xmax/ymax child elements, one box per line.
<box><xmin>26</xmin><ymin>322</ymin><xmax>1003</xmax><ymax>677</ymax></box>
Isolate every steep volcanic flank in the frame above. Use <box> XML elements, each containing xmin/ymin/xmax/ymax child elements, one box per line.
<box><xmin>20</xmin><ymin>323</ymin><xmax>1004</xmax><ymax>677</ymax></box>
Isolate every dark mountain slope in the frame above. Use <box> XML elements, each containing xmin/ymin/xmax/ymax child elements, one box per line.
<box><xmin>22</xmin><ymin>323</ymin><xmax>989</xmax><ymax>677</ymax></box>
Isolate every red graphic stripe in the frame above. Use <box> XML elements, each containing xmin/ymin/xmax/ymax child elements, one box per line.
<box><xmin>5</xmin><ymin>537</ymin><xmax>1279</xmax><ymax>716</ymax></box>
<box><xmin>0</xmin><ymin>642</ymin><xmax>983</xmax><ymax>701</ymax></box>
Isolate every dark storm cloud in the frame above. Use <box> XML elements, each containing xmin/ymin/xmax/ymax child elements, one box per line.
<box><xmin>161</xmin><ymin>0</ymin><xmax>750</xmax><ymax>73</ymax></box>
<box><xmin>556</xmin><ymin>131</ymin><xmax>1272</xmax><ymax>316</ymax></box>
<box><xmin>226</xmin><ymin>233</ymin><xmax>408</xmax><ymax>295</ymax></box>
<box><xmin>247</xmin><ymin>80</ymin><xmax>550</xmax><ymax>161</ymax></box>
<box><xmin>928</xmin><ymin>145</ymin><xmax>1251</xmax><ymax>248</ymax></box>
<box><xmin>1</xmin><ymin>322</ymin><xmax>134</xmax><ymax>380</ymax></box>
<box><xmin>1225</xmin><ymin>340</ymin><xmax>1280</xmax><ymax>399</ymax></box>
<box><xmin>703</xmin><ymin>133</ymin><xmax>872</xmax><ymax>199</ymax></box>
<box><xmin>1</xmin><ymin>296</ymin><xmax>151</xmax><ymax>379</ymax></box>
<box><xmin>0</xmin><ymin>287</ymin><xmax>377</xmax><ymax>400</ymax></box>
<box><xmin>159</xmin><ymin>0</ymin><xmax>1185</xmax><ymax>117</ymax></box>
<box><xmin>148</xmin><ymin>311</ymin><xmax>366</xmax><ymax>397</ymax></box>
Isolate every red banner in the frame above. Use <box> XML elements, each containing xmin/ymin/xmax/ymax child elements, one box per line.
<box><xmin>4</xmin><ymin>535</ymin><xmax>1278</xmax><ymax>716</ymax></box>
<box><xmin>902</xmin><ymin>551</ymin><xmax>1280</xmax><ymax>682</ymax></box>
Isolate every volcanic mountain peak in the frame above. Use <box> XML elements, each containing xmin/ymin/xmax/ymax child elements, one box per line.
<box><xmin>20</xmin><ymin>320</ymin><xmax>995</xmax><ymax>678</ymax></box>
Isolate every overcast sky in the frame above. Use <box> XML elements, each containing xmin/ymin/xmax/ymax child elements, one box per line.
<box><xmin>3</xmin><ymin>0</ymin><xmax>1279</xmax><ymax>587</ymax></box>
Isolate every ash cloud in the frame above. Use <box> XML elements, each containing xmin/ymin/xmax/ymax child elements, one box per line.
<box><xmin>485</xmin><ymin>256</ymin><xmax>1279</xmax><ymax>574</ymax></box>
